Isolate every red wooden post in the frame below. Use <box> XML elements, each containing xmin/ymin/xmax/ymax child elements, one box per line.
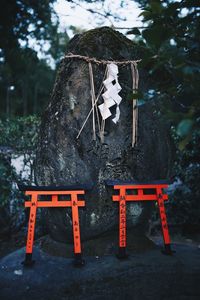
<box><xmin>156</xmin><ymin>188</ymin><xmax>173</xmax><ymax>255</ymax></box>
<box><xmin>117</xmin><ymin>187</ymin><xmax>128</xmax><ymax>258</ymax></box>
<box><xmin>71</xmin><ymin>192</ymin><xmax>85</xmax><ymax>266</ymax></box>
<box><xmin>23</xmin><ymin>191</ymin><xmax>38</xmax><ymax>266</ymax></box>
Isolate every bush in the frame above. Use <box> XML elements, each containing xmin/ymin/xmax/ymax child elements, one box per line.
<box><xmin>167</xmin><ymin>128</ymin><xmax>200</xmax><ymax>232</ymax></box>
<box><xmin>0</xmin><ymin>116</ymin><xmax>40</xmax><ymax>234</ymax></box>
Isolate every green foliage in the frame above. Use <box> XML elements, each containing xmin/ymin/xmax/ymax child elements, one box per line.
<box><xmin>0</xmin><ymin>1</ymin><xmax>68</xmax><ymax>214</ymax></box>
<box><xmin>177</xmin><ymin>119</ymin><xmax>194</xmax><ymax>138</ymax></box>
<box><xmin>0</xmin><ymin>116</ymin><xmax>40</xmax><ymax>152</ymax></box>
<box><xmin>0</xmin><ymin>0</ymin><xmax>57</xmax><ymax>52</ymax></box>
<box><xmin>167</xmin><ymin>126</ymin><xmax>200</xmax><ymax>230</ymax></box>
<box><xmin>133</xmin><ymin>0</ymin><xmax>200</xmax><ymax>147</ymax></box>
<box><xmin>0</xmin><ymin>0</ymin><xmax>69</xmax><ymax>117</ymax></box>
<box><xmin>0</xmin><ymin>155</ymin><xmax>15</xmax><ymax>207</ymax></box>
<box><xmin>0</xmin><ymin>47</ymin><xmax>56</xmax><ymax>116</ymax></box>
<box><xmin>131</xmin><ymin>0</ymin><xmax>200</xmax><ymax>230</ymax></box>
<box><xmin>0</xmin><ymin>116</ymin><xmax>40</xmax><ymax>208</ymax></box>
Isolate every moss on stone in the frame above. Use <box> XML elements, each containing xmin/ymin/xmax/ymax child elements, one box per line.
<box><xmin>67</xmin><ymin>26</ymin><xmax>141</xmax><ymax>60</ymax></box>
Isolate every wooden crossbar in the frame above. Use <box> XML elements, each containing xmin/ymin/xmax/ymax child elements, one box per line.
<box><xmin>113</xmin><ymin>194</ymin><xmax>168</xmax><ymax>201</ymax></box>
<box><xmin>114</xmin><ymin>184</ymin><xmax>168</xmax><ymax>189</ymax></box>
<box><xmin>25</xmin><ymin>190</ymin><xmax>85</xmax><ymax>195</ymax></box>
<box><xmin>25</xmin><ymin>201</ymin><xmax>85</xmax><ymax>207</ymax></box>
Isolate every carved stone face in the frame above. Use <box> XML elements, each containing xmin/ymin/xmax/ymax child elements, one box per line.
<box><xmin>35</xmin><ymin>28</ymin><xmax>173</xmax><ymax>243</ymax></box>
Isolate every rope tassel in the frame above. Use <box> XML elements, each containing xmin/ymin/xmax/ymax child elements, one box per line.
<box><xmin>131</xmin><ymin>62</ymin><xmax>139</xmax><ymax>148</ymax></box>
<box><xmin>88</xmin><ymin>62</ymin><xmax>99</xmax><ymax>141</ymax></box>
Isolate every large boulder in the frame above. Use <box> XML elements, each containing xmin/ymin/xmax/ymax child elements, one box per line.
<box><xmin>35</xmin><ymin>27</ymin><xmax>173</xmax><ymax>244</ymax></box>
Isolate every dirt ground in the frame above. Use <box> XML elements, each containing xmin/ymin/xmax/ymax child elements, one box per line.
<box><xmin>0</xmin><ymin>232</ymin><xmax>200</xmax><ymax>300</ymax></box>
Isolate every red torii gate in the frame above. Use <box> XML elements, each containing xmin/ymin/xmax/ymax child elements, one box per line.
<box><xmin>19</xmin><ymin>185</ymin><xmax>89</xmax><ymax>267</ymax></box>
<box><xmin>106</xmin><ymin>180</ymin><xmax>173</xmax><ymax>258</ymax></box>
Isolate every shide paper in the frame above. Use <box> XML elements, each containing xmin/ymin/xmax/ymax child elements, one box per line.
<box><xmin>98</xmin><ymin>63</ymin><xmax>122</xmax><ymax>123</ymax></box>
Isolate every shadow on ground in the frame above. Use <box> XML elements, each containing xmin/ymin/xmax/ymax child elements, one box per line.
<box><xmin>0</xmin><ymin>242</ymin><xmax>200</xmax><ymax>300</ymax></box>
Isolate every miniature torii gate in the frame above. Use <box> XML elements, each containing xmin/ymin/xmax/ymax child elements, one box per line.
<box><xmin>107</xmin><ymin>180</ymin><xmax>173</xmax><ymax>258</ymax></box>
<box><xmin>19</xmin><ymin>185</ymin><xmax>88</xmax><ymax>267</ymax></box>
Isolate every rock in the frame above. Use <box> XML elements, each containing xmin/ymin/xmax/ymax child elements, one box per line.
<box><xmin>35</xmin><ymin>27</ymin><xmax>173</xmax><ymax>244</ymax></box>
<box><xmin>40</xmin><ymin>232</ymin><xmax>156</xmax><ymax>258</ymax></box>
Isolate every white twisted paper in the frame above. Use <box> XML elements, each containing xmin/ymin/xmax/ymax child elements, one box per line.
<box><xmin>98</xmin><ymin>63</ymin><xmax>122</xmax><ymax>123</ymax></box>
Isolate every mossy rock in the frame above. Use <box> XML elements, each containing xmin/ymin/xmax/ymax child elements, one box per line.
<box><xmin>35</xmin><ymin>27</ymin><xmax>173</xmax><ymax>246</ymax></box>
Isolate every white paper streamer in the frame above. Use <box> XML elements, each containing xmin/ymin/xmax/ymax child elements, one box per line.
<box><xmin>98</xmin><ymin>63</ymin><xmax>122</xmax><ymax>123</ymax></box>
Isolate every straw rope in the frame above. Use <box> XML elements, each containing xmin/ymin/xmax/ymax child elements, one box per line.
<box><xmin>64</xmin><ymin>53</ymin><xmax>141</xmax><ymax>66</ymax></box>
